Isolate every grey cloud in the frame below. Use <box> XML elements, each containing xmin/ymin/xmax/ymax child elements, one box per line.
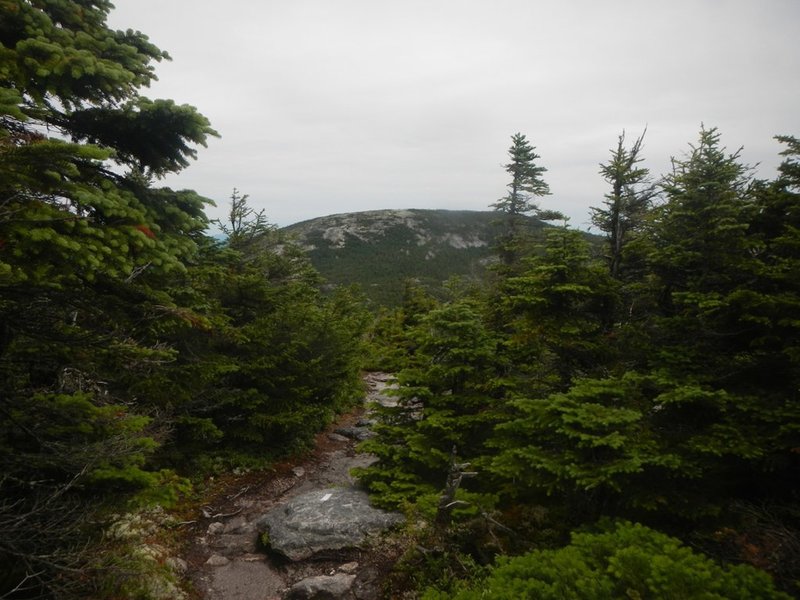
<box><xmin>108</xmin><ymin>0</ymin><xmax>800</xmax><ymax>227</ymax></box>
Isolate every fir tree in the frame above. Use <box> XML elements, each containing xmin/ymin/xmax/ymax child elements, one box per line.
<box><xmin>492</xmin><ymin>127</ymin><xmax>800</xmax><ymax>521</ymax></box>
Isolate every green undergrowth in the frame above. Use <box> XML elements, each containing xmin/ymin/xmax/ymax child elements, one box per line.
<box><xmin>421</xmin><ymin>521</ymin><xmax>792</xmax><ymax>600</ymax></box>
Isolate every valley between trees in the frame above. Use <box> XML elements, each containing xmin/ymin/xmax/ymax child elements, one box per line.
<box><xmin>2</xmin><ymin>2</ymin><xmax>799</xmax><ymax>599</ymax></box>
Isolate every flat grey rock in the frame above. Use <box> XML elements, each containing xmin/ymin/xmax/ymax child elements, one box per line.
<box><xmin>334</xmin><ymin>426</ymin><xmax>375</xmax><ymax>441</ymax></box>
<box><xmin>222</xmin><ymin>515</ymin><xmax>250</xmax><ymax>534</ymax></box>
<box><xmin>205</xmin><ymin>554</ymin><xmax>230</xmax><ymax>567</ymax></box>
<box><xmin>210</xmin><ymin>559</ymin><xmax>285</xmax><ymax>599</ymax></box>
<box><xmin>338</xmin><ymin>561</ymin><xmax>359</xmax><ymax>574</ymax></box>
<box><xmin>257</xmin><ymin>488</ymin><xmax>404</xmax><ymax>561</ymax></box>
<box><xmin>286</xmin><ymin>573</ymin><xmax>356</xmax><ymax>599</ymax></box>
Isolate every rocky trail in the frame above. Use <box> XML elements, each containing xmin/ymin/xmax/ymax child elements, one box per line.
<box><xmin>178</xmin><ymin>372</ymin><xmax>404</xmax><ymax>600</ymax></box>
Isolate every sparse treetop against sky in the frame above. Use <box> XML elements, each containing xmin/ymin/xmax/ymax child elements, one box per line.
<box><xmin>108</xmin><ymin>0</ymin><xmax>799</xmax><ymax>228</ymax></box>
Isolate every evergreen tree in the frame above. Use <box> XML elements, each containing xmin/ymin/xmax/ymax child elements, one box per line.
<box><xmin>491</xmin><ymin>371</ymin><xmax>738</xmax><ymax>518</ymax></box>
<box><xmin>492</xmin><ymin>133</ymin><xmax>554</xmax><ymax>269</ymax></box>
<box><xmin>128</xmin><ymin>194</ymin><xmax>369</xmax><ymax>470</ymax></box>
<box><xmin>0</xmin><ymin>0</ymin><xmax>216</xmax><ymax>287</ymax></box>
<box><xmin>493</xmin><ymin>133</ymin><xmax>550</xmax><ymax>216</ymax></box>
<box><xmin>499</xmin><ymin>226</ymin><xmax>617</xmax><ymax>393</ymax></box>
<box><xmin>591</xmin><ymin>129</ymin><xmax>656</xmax><ymax>280</ymax></box>
<box><xmin>740</xmin><ymin>135</ymin><xmax>800</xmax><ymax>494</ymax></box>
<box><xmin>648</xmin><ymin>126</ymin><xmax>759</xmax><ymax>381</ymax></box>
<box><xmin>652</xmin><ymin>126</ymin><xmax>754</xmax><ymax>294</ymax></box>
<box><xmin>358</xmin><ymin>298</ymin><xmax>503</xmax><ymax>512</ymax></box>
<box><xmin>749</xmin><ymin>135</ymin><xmax>800</xmax><ymax>392</ymax></box>
<box><xmin>360</xmin><ymin>278</ymin><xmax>439</xmax><ymax>371</ymax></box>
<box><xmin>401</xmin><ymin>277</ymin><xmax>439</xmax><ymax>328</ymax></box>
<box><xmin>490</xmin><ymin>229</ymin><xmax>649</xmax><ymax>516</ymax></box>
<box><xmin>492</xmin><ymin>127</ymin><xmax>800</xmax><ymax>522</ymax></box>
<box><xmin>0</xmin><ymin>2</ymin><xmax>216</xmax><ymax>594</ymax></box>
<box><xmin>213</xmin><ymin>187</ymin><xmax>273</xmax><ymax>252</ymax></box>
<box><xmin>359</xmin><ymin>128</ymin><xmax>799</xmax><ymax>595</ymax></box>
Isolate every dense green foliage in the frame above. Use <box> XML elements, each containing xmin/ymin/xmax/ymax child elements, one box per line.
<box><xmin>357</xmin><ymin>297</ymin><xmax>504</xmax><ymax>510</ymax></box>
<box><xmin>2</xmin><ymin>3</ymin><xmax>798</xmax><ymax>598</ymax></box>
<box><xmin>0</xmin><ymin>3</ymin><xmax>366</xmax><ymax>597</ymax></box>
<box><xmin>360</xmin><ymin>128</ymin><xmax>800</xmax><ymax>597</ymax></box>
<box><xmin>424</xmin><ymin>521</ymin><xmax>792</xmax><ymax>600</ymax></box>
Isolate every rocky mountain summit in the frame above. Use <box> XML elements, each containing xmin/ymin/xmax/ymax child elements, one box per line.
<box><xmin>282</xmin><ymin>209</ymin><xmax>544</xmax><ymax>305</ymax></box>
<box><xmin>286</xmin><ymin>209</ymin><xmax>494</xmax><ymax>252</ymax></box>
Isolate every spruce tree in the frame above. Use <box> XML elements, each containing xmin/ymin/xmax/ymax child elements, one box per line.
<box><xmin>740</xmin><ymin>135</ymin><xmax>800</xmax><ymax>494</ymax></box>
<box><xmin>648</xmin><ymin>125</ymin><xmax>758</xmax><ymax>380</ymax></box>
<box><xmin>426</xmin><ymin>522</ymin><xmax>792</xmax><ymax>600</ymax></box>
<box><xmin>0</xmin><ymin>2</ymin><xmax>215</xmax><ymax>594</ymax></box>
<box><xmin>492</xmin><ymin>133</ymin><xmax>553</xmax><ymax>269</ymax></box>
<box><xmin>0</xmin><ymin>0</ymin><xmax>216</xmax><ymax>286</ymax></box>
<box><xmin>358</xmin><ymin>298</ymin><xmax>503</xmax><ymax>511</ymax></box>
<box><xmin>592</xmin><ymin>129</ymin><xmax>656</xmax><ymax>280</ymax></box>
<box><xmin>494</xmin><ymin>128</ymin><xmax>800</xmax><ymax>521</ymax></box>
<box><xmin>500</xmin><ymin>226</ymin><xmax>617</xmax><ymax>390</ymax></box>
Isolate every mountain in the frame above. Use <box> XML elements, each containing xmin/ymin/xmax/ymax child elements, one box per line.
<box><xmin>281</xmin><ymin>208</ymin><xmax>548</xmax><ymax>306</ymax></box>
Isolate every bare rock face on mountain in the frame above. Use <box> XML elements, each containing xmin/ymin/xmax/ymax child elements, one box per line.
<box><xmin>281</xmin><ymin>209</ymin><xmax>520</xmax><ymax>306</ymax></box>
<box><xmin>257</xmin><ymin>487</ymin><xmax>404</xmax><ymax>561</ymax></box>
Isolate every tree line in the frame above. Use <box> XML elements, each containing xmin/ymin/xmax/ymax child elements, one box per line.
<box><xmin>2</xmin><ymin>1</ymin><xmax>798</xmax><ymax>597</ymax></box>
<box><xmin>359</xmin><ymin>128</ymin><xmax>800</xmax><ymax>598</ymax></box>
<box><xmin>0</xmin><ymin>3</ymin><xmax>366</xmax><ymax>597</ymax></box>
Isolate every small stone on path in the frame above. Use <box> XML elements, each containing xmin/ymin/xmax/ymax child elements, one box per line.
<box><xmin>207</xmin><ymin>522</ymin><xmax>224</xmax><ymax>535</ymax></box>
<box><xmin>211</xmin><ymin>559</ymin><xmax>285</xmax><ymax>599</ymax></box>
<box><xmin>334</xmin><ymin>426</ymin><xmax>375</xmax><ymax>441</ymax></box>
<box><xmin>338</xmin><ymin>561</ymin><xmax>359</xmax><ymax>574</ymax></box>
<box><xmin>166</xmin><ymin>556</ymin><xmax>188</xmax><ymax>574</ymax></box>
<box><xmin>222</xmin><ymin>515</ymin><xmax>249</xmax><ymax>534</ymax></box>
<box><xmin>286</xmin><ymin>573</ymin><xmax>356</xmax><ymax>599</ymax></box>
<box><xmin>205</xmin><ymin>554</ymin><xmax>230</xmax><ymax>567</ymax></box>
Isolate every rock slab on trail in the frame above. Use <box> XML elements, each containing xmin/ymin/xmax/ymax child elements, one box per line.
<box><xmin>257</xmin><ymin>487</ymin><xmax>404</xmax><ymax>561</ymax></box>
<box><xmin>286</xmin><ymin>573</ymin><xmax>356</xmax><ymax>599</ymax></box>
<box><xmin>183</xmin><ymin>373</ymin><xmax>401</xmax><ymax>599</ymax></box>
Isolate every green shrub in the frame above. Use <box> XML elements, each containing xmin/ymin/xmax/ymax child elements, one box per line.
<box><xmin>423</xmin><ymin>521</ymin><xmax>790</xmax><ymax>600</ymax></box>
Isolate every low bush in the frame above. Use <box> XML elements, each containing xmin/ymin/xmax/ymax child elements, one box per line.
<box><xmin>423</xmin><ymin>521</ymin><xmax>790</xmax><ymax>600</ymax></box>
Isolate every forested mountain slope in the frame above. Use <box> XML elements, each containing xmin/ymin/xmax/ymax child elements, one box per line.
<box><xmin>283</xmin><ymin>209</ymin><xmax>552</xmax><ymax>305</ymax></box>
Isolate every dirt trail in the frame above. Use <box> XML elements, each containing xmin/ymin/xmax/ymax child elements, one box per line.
<box><xmin>180</xmin><ymin>372</ymin><xmax>398</xmax><ymax>600</ymax></box>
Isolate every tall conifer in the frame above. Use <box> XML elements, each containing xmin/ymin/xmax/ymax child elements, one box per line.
<box><xmin>492</xmin><ymin>133</ymin><xmax>552</xmax><ymax>270</ymax></box>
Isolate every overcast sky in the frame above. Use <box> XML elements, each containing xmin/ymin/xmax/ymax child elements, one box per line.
<box><xmin>107</xmin><ymin>0</ymin><xmax>800</xmax><ymax>229</ymax></box>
